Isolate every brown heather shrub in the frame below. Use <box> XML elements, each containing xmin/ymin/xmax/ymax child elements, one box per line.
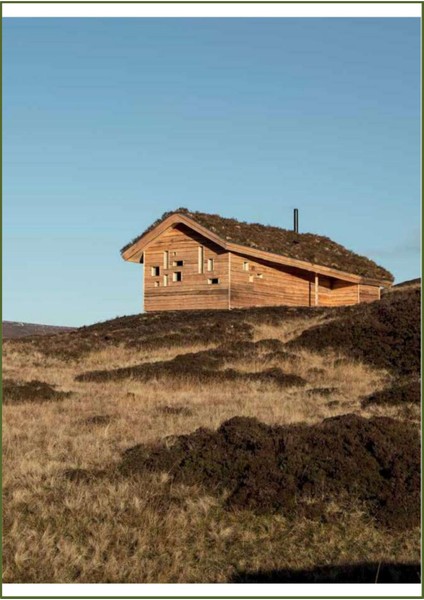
<box><xmin>75</xmin><ymin>340</ymin><xmax>306</xmax><ymax>389</ymax></box>
<box><xmin>118</xmin><ymin>414</ymin><xmax>420</xmax><ymax>530</ymax></box>
<box><xmin>2</xmin><ymin>379</ymin><xmax>72</xmax><ymax>404</ymax></box>
<box><xmin>231</xmin><ymin>561</ymin><xmax>421</xmax><ymax>583</ymax></box>
<box><xmin>11</xmin><ymin>304</ymin><xmax>331</xmax><ymax>360</ymax></box>
<box><xmin>361</xmin><ymin>380</ymin><xmax>421</xmax><ymax>408</ymax></box>
<box><xmin>288</xmin><ymin>289</ymin><xmax>420</xmax><ymax>376</ymax></box>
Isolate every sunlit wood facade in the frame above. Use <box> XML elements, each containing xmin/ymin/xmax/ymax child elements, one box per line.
<box><xmin>122</xmin><ymin>213</ymin><xmax>386</xmax><ymax>312</ymax></box>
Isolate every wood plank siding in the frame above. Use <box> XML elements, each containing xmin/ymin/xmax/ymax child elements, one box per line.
<box><xmin>143</xmin><ymin>225</ymin><xmax>229</xmax><ymax>312</ymax></box>
<box><xmin>137</xmin><ymin>223</ymin><xmax>382</xmax><ymax>312</ymax></box>
<box><xmin>229</xmin><ymin>252</ymin><xmax>314</xmax><ymax>308</ymax></box>
<box><xmin>359</xmin><ymin>284</ymin><xmax>381</xmax><ymax>303</ymax></box>
<box><xmin>229</xmin><ymin>253</ymin><xmax>360</xmax><ymax>309</ymax></box>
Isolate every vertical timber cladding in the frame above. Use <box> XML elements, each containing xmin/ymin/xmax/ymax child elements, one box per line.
<box><xmin>143</xmin><ymin>224</ymin><xmax>229</xmax><ymax>311</ymax></box>
<box><xmin>229</xmin><ymin>251</ymin><xmax>314</xmax><ymax>308</ymax></box>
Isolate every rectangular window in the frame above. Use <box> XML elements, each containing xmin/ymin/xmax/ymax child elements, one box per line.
<box><xmin>207</xmin><ymin>258</ymin><xmax>214</xmax><ymax>272</ymax></box>
<box><xmin>163</xmin><ymin>274</ymin><xmax>168</xmax><ymax>287</ymax></box>
<box><xmin>172</xmin><ymin>260</ymin><xmax>184</xmax><ymax>267</ymax></box>
<box><xmin>163</xmin><ymin>251</ymin><xmax>169</xmax><ymax>269</ymax></box>
<box><xmin>249</xmin><ymin>274</ymin><xmax>254</xmax><ymax>283</ymax></box>
<box><xmin>173</xmin><ymin>272</ymin><xmax>182</xmax><ymax>282</ymax></box>
<box><xmin>154</xmin><ymin>281</ymin><xmax>160</xmax><ymax>288</ymax></box>
<box><xmin>243</xmin><ymin>261</ymin><xmax>249</xmax><ymax>271</ymax></box>
<box><xmin>198</xmin><ymin>246</ymin><xmax>204</xmax><ymax>274</ymax></box>
<box><xmin>257</xmin><ymin>273</ymin><xmax>263</xmax><ymax>279</ymax></box>
<box><xmin>151</xmin><ymin>266</ymin><xmax>160</xmax><ymax>276</ymax></box>
<box><xmin>208</xmin><ymin>278</ymin><xmax>219</xmax><ymax>285</ymax></box>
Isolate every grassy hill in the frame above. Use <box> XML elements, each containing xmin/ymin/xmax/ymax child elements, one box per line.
<box><xmin>2</xmin><ymin>286</ymin><xmax>420</xmax><ymax>583</ymax></box>
<box><xmin>3</xmin><ymin>321</ymin><xmax>75</xmax><ymax>339</ymax></box>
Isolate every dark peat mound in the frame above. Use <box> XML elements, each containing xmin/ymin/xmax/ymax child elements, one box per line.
<box><xmin>10</xmin><ymin>305</ymin><xmax>330</xmax><ymax>360</ymax></box>
<box><xmin>3</xmin><ymin>379</ymin><xmax>72</xmax><ymax>404</ymax></box>
<box><xmin>288</xmin><ymin>288</ymin><xmax>420</xmax><ymax>376</ymax></box>
<box><xmin>75</xmin><ymin>339</ymin><xmax>305</xmax><ymax>388</ymax></box>
<box><xmin>119</xmin><ymin>414</ymin><xmax>420</xmax><ymax>530</ymax></box>
<box><xmin>362</xmin><ymin>380</ymin><xmax>421</xmax><ymax>408</ymax></box>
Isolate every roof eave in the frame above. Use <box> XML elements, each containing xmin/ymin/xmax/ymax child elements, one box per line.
<box><xmin>121</xmin><ymin>213</ymin><xmax>225</xmax><ymax>263</ymax></box>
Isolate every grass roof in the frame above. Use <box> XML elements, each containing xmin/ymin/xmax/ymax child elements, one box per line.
<box><xmin>121</xmin><ymin>208</ymin><xmax>393</xmax><ymax>282</ymax></box>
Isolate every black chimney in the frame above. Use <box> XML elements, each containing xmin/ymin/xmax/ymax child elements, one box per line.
<box><xmin>293</xmin><ymin>208</ymin><xmax>299</xmax><ymax>233</ymax></box>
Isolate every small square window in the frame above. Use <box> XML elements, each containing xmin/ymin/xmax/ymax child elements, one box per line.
<box><xmin>151</xmin><ymin>266</ymin><xmax>160</xmax><ymax>276</ymax></box>
<box><xmin>154</xmin><ymin>281</ymin><xmax>160</xmax><ymax>288</ymax></box>
<box><xmin>257</xmin><ymin>273</ymin><xmax>263</xmax><ymax>279</ymax></box>
<box><xmin>208</xmin><ymin>278</ymin><xmax>219</xmax><ymax>285</ymax></box>
<box><xmin>173</xmin><ymin>271</ymin><xmax>182</xmax><ymax>282</ymax></box>
<box><xmin>173</xmin><ymin>260</ymin><xmax>184</xmax><ymax>267</ymax></box>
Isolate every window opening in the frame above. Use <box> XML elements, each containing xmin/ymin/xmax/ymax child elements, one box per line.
<box><xmin>173</xmin><ymin>272</ymin><xmax>182</xmax><ymax>282</ymax></box>
<box><xmin>198</xmin><ymin>247</ymin><xmax>204</xmax><ymax>273</ymax></box>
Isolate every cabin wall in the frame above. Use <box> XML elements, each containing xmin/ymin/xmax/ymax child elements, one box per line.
<box><xmin>229</xmin><ymin>252</ymin><xmax>314</xmax><ymax>308</ymax></box>
<box><xmin>330</xmin><ymin>280</ymin><xmax>359</xmax><ymax>306</ymax></box>
<box><xmin>142</xmin><ymin>225</ymin><xmax>377</xmax><ymax>310</ymax></box>
<box><xmin>359</xmin><ymin>284</ymin><xmax>380</xmax><ymax>303</ymax></box>
<box><xmin>316</xmin><ymin>276</ymin><xmax>332</xmax><ymax>306</ymax></box>
<box><xmin>143</xmin><ymin>224</ymin><xmax>229</xmax><ymax>311</ymax></box>
<box><xmin>316</xmin><ymin>277</ymin><xmax>358</xmax><ymax>307</ymax></box>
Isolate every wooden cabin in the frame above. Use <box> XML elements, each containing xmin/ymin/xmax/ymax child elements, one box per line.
<box><xmin>121</xmin><ymin>209</ymin><xmax>393</xmax><ymax>312</ymax></box>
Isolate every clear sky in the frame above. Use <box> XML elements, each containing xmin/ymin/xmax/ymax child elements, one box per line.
<box><xmin>4</xmin><ymin>18</ymin><xmax>421</xmax><ymax>326</ymax></box>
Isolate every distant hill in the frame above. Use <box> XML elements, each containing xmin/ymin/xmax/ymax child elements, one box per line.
<box><xmin>393</xmin><ymin>277</ymin><xmax>421</xmax><ymax>288</ymax></box>
<box><xmin>3</xmin><ymin>321</ymin><xmax>75</xmax><ymax>340</ymax></box>
<box><xmin>382</xmin><ymin>277</ymin><xmax>421</xmax><ymax>296</ymax></box>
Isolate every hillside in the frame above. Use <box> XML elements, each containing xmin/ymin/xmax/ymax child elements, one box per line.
<box><xmin>394</xmin><ymin>277</ymin><xmax>421</xmax><ymax>288</ymax></box>
<box><xmin>3</xmin><ymin>321</ymin><xmax>75</xmax><ymax>340</ymax></box>
<box><xmin>2</xmin><ymin>286</ymin><xmax>420</xmax><ymax>584</ymax></box>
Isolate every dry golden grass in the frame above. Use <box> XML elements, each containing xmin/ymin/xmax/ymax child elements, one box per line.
<box><xmin>252</xmin><ymin>313</ymin><xmax>331</xmax><ymax>344</ymax></box>
<box><xmin>2</xmin><ymin>316</ymin><xmax>420</xmax><ymax>583</ymax></box>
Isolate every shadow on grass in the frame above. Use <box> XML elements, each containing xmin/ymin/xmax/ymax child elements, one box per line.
<box><xmin>230</xmin><ymin>562</ymin><xmax>421</xmax><ymax>583</ymax></box>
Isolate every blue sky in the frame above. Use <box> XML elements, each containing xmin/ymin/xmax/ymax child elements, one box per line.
<box><xmin>4</xmin><ymin>18</ymin><xmax>420</xmax><ymax>326</ymax></box>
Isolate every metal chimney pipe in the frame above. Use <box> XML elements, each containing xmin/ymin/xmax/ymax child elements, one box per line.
<box><xmin>294</xmin><ymin>208</ymin><xmax>299</xmax><ymax>233</ymax></box>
